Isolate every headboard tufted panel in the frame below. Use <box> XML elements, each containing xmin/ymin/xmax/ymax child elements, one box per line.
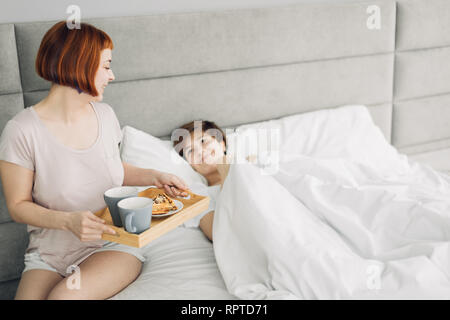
<box><xmin>393</xmin><ymin>0</ymin><xmax>450</xmax><ymax>168</ymax></box>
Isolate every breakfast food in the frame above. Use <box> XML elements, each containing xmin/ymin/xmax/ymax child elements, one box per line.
<box><xmin>152</xmin><ymin>193</ymin><xmax>178</xmax><ymax>214</ymax></box>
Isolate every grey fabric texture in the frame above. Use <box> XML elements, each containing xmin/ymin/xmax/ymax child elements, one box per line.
<box><xmin>0</xmin><ymin>0</ymin><xmax>450</xmax><ymax>299</ymax></box>
<box><xmin>24</xmin><ymin>54</ymin><xmax>394</xmax><ymax>137</ymax></box>
<box><xmin>410</xmin><ymin>148</ymin><xmax>450</xmax><ymax>174</ymax></box>
<box><xmin>392</xmin><ymin>0</ymin><xmax>450</xmax><ymax>152</ymax></box>
<box><xmin>0</xmin><ymin>180</ymin><xmax>9</xmax><ymax>225</ymax></box>
<box><xmin>396</xmin><ymin>0</ymin><xmax>450</xmax><ymax>51</ymax></box>
<box><xmin>366</xmin><ymin>103</ymin><xmax>392</xmax><ymax>142</ymax></box>
<box><xmin>14</xmin><ymin>0</ymin><xmax>395</xmax><ymax>93</ymax></box>
<box><xmin>0</xmin><ymin>24</ymin><xmax>21</xmax><ymax>94</ymax></box>
<box><xmin>0</xmin><ymin>93</ymin><xmax>24</xmax><ymax>139</ymax></box>
<box><xmin>0</xmin><ymin>278</ymin><xmax>20</xmax><ymax>300</ymax></box>
<box><xmin>393</xmin><ymin>94</ymin><xmax>450</xmax><ymax>148</ymax></box>
<box><xmin>395</xmin><ymin>47</ymin><xmax>450</xmax><ymax>101</ymax></box>
<box><xmin>0</xmin><ymin>222</ymin><xmax>28</xmax><ymax>283</ymax></box>
<box><xmin>399</xmin><ymin>139</ymin><xmax>450</xmax><ymax>155</ymax></box>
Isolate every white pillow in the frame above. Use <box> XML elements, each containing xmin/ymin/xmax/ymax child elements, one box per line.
<box><xmin>119</xmin><ymin>125</ymin><xmax>207</xmax><ymax>191</ymax></box>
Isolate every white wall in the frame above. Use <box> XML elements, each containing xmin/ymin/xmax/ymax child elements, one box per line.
<box><xmin>0</xmin><ymin>0</ymin><xmax>360</xmax><ymax>24</ymax></box>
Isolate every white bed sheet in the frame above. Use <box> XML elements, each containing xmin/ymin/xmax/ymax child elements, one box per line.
<box><xmin>110</xmin><ymin>226</ymin><xmax>236</xmax><ymax>300</ymax></box>
<box><xmin>212</xmin><ymin>105</ymin><xmax>450</xmax><ymax>299</ymax></box>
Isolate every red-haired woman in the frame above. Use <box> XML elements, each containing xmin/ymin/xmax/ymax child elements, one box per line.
<box><xmin>0</xmin><ymin>21</ymin><xmax>188</xmax><ymax>300</ymax></box>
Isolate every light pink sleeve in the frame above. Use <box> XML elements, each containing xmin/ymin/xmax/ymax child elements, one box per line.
<box><xmin>0</xmin><ymin>120</ymin><xmax>35</xmax><ymax>171</ymax></box>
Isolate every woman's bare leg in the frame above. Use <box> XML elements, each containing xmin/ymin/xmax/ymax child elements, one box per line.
<box><xmin>47</xmin><ymin>251</ymin><xmax>142</xmax><ymax>300</ymax></box>
<box><xmin>15</xmin><ymin>269</ymin><xmax>63</xmax><ymax>300</ymax></box>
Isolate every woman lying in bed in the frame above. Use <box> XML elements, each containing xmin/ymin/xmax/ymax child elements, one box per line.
<box><xmin>172</xmin><ymin>120</ymin><xmax>231</xmax><ymax>241</ymax></box>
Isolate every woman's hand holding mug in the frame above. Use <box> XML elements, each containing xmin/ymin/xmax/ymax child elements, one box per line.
<box><xmin>66</xmin><ymin>210</ymin><xmax>116</xmax><ymax>242</ymax></box>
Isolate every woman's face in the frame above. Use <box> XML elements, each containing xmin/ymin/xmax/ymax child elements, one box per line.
<box><xmin>182</xmin><ymin>132</ymin><xmax>226</xmax><ymax>176</ymax></box>
<box><xmin>93</xmin><ymin>48</ymin><xmax>115</xmax><ymax>101</ymax></box>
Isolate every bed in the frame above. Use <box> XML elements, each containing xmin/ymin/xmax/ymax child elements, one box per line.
<box><xmin>1</xmin><ymin>0</ymin><xmax>450</xmax><ymax>299</ymax></box>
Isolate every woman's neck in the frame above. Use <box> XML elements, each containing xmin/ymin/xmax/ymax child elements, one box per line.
<box><xmin>204</xmin><ymin>170</ymin><xmax>222</xmax><ymax>186</ymax></box>
<box><xmin>35</xmin><ymin>84</ymin><xmax>92</xmax><ymax>123</ymax></box>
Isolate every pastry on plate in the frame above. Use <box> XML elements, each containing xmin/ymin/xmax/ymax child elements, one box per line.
<box><xmin>152</xmin><ymin>193</ymin><xmax>178</xmax><ymax>214</ymax></box>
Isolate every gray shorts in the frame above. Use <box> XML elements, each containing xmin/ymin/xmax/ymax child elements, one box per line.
<box><xmin>22</xmin><ymin>241</ymin><xmax>146</xmax><ymax>276</ymax></box>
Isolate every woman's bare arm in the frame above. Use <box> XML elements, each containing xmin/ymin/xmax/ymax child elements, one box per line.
<box><xmin>198</xmin><ymin>156</ymin><xmax>231</xmax><ymax>241</ymax></box>
<box><xmin>199</xmin><ymin>211</ymin><xmax>214</xmax><ymax>241</ymax></box>
<box><xmin>0</xmin><ymin>160</ymin><xmax>70</xmax><ymax>229</ymax></box>
<box><xmin>122</xmin><ymin>161</ymin><xmax>189</xmax><ymax>197</ymax></box>
<box><xmin>0</xmin><ymin>160</ymin><xmax>115</xmax><ymax>240</ymax></box>
<box><xmin>122</xmin><ymin>161</ymin><xmax>159</xmax><ymax>187</ymax></box>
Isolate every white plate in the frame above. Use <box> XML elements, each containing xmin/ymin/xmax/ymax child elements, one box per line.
<box><xmin>152</xmin><ymin>199</ymin><xmax>184</xmax><ymax>218</ymax></box>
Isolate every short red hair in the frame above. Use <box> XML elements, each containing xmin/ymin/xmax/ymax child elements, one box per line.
<box><xmin>35</xmin><ymin>21</ymin><xmax>113</xmax><ymax>96</ymax></box>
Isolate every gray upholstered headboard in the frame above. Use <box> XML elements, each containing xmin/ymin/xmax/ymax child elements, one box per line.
<box><xmin>8</xmin><ymin>0</ymin><xmax>396</xmax><ymax>139</ymax></box>
<box><xmin>0</xmin><ymin>0</ymin><xmax>449</xmax><ymax>299</ymax></box>
<box><xmin>393</xmin><ymin>0</ymin><xmax>450</xmax><ymax>171</ymax></box>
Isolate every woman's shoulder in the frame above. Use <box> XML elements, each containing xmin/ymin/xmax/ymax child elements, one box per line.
<box><xmin>0</xmin><ymin>108</ymin><xmax>37</xmax><ymax>170</ymax></box>
<box><xmin>3</xmin><ymin>107</ymin><xmax>36</xmax><ymax>135</ymax></box>
<box><xmin>91</xmin><ymin>101</ymin><xmax>116</xmax><ymax>118</ymax></box>
<box><xmin>10</xmin><ymin>106</ymin><xmax>34</xmax><ymax>123</ymax></box>
<box><xmin>91</xmin><ymin>101</ymin><xmax>122</xmax><ymax>142</ymax></box>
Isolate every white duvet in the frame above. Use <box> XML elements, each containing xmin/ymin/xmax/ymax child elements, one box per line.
<box><xmin>213</xmin><ymin>105</ymin><xmax>450</xmax><ymax>299</ymax></box>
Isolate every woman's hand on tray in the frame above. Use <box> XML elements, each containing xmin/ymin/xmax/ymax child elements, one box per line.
<box><xmin>152</xmin><ymin>171</ymin><xmax>190</xmax><ymax>198</ymax></box>
<box><xmin>65</xmin><ymin>210</ymin><xmax>117</xmax><ymax>242</ymax></box>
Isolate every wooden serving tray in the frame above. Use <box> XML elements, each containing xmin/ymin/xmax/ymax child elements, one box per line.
<box><xmin>94</xmin><ymin>187</ymin><xmax>210</xmax><ymax>248</ymax></box>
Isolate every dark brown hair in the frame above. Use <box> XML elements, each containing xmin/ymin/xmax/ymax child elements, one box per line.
<box><xmin>172</xmin><ymin>120</ymin><xmax>227</xmax><ymax>158</ymax></box>
<box><xmin>35</xmin><ymin>21</ymin><xmax>113</xmax><ymax>96</ymax></box>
